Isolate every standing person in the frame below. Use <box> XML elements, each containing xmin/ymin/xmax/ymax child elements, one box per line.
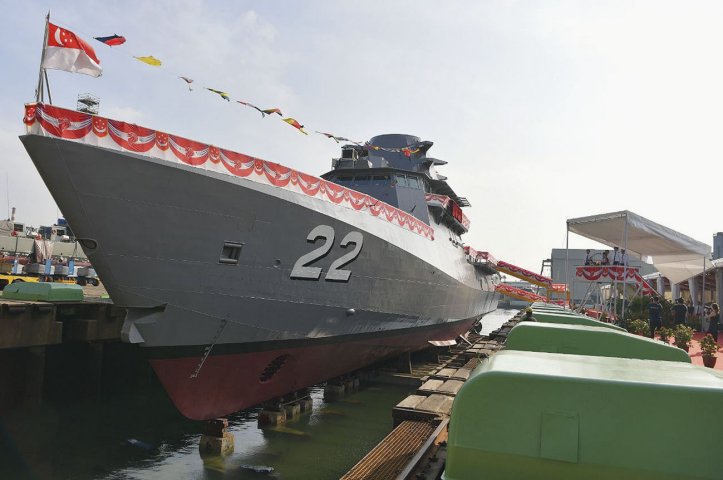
<box><xmin>648</xmin><ymin>296</ymin><xmax>663</xmax><ymax>339</ymax></box>
<box><xmin>601</xmin><ymin>250</ymin><xmax>610</xmax><ymax>265</ymax></box>
<box><xmin>612</xmin><ymin>246</ymin><xmax>620</xmax><ymax>265</ymax></box>
<box><xmin>619</xmin><ymin>249</ymin><xmax>628</xmax><ymax>266</ymax></box>
<box><xmin>672</xmin><ymin>298</ymin><xmax>687</xmax><ymax>326</ymax></box>
<box><xmin>584</xmin><ymin>249</ymin><xmax>594</xmax><ymax>266</ymax></box>
<box><xmin>705</xmin><ymin>303</ymin><xmax>720</xmax><ymax>342</ymax></box>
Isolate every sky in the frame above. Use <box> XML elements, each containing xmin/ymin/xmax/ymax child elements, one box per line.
<box><xmin>0</xmin><ymin>0</ymin><xmax>721</xmax><ymax>273</ymax></box>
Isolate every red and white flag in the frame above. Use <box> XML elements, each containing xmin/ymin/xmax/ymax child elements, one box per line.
<box><xmin>42</xmin><ymin>22</ymin><xmax>102</xmax><ymax>77</ymax></box>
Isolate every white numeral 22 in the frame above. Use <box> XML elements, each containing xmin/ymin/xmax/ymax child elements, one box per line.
<box><xmin>290</xmin><ymin>225</ymin><xmax>364</xmax><ymax>282</ymax></box>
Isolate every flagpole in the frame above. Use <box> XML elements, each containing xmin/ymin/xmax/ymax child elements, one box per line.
<box><xmin>35</xmin><ymin>11</ymin><xmax>50</xmax><ymax>103</ymax></box>
<box><xmin>44</xmin><ymin>70</ymin><xmax>53</xmax><ymax>104</ymax></box>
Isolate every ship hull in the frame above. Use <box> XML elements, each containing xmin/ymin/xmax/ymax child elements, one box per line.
<box><xmin>148</xmin><ymin>317</ymin><xmax>477</xmax><ymax>420</ymax></box>
<box><xmin>21</xmin><ymin>130</ymin><xmax>499</xmax><ymax>419</ymax></box>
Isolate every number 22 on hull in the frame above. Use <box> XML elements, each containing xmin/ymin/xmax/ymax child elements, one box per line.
<box><xmin>290</xmin><ymin>225</ymin><xmax>364</xmax><ymax>282</ymax></box>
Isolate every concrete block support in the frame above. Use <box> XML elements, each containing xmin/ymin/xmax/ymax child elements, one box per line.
<box><xmin>283</xmin><ymin>402</ymin><xmax>301</xmax><ymax>421</ymax></box>
<box><xmin>324</xmin><ymin>382</ymin><xmax>345</xmax><ymax>401</ymax></box>
<box><xmin>258</xmin><ymin>409</ymin><xmax>286</xmax><ymax>427</ymax></box>
<box><xmin>299</xmin><ymin>397</ymin><xmax>313</xmax><ymax>413</ymax></box>
<box><xmin>199</xmin><ymin>432</ymin><xmax>234</xmax><ymax>456</ymax></box>
<box><xmin>199</xmin><ymin>418</ymin><xmax>234</xmax><ymax>456</ymax></box>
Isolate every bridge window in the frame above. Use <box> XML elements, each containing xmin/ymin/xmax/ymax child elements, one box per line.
<box><xmin>372</xmin><ymin>175</ymin><xmax>390</xmax><ymax>186</ymax></box>
<box><xmin>395</xmin><ymin>175</ymin><xmax>408</xmax><ymax>187</ymax></box>
<box><xmin>407</xmin><ymin>177</ymin><xmax>420</xmax><ymax>189</ymax></box>
<box><xmin>354</xmin><ymin>176</ymin><xmax>370</xmax><ymax>186</ymax></box>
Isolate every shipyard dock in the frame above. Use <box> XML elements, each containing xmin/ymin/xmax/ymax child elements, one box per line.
<box><xmin>0</xmin><ymin>283</ymin><xmax>146</xmax><ymax>408</ymax></box>
<box><xmin>340</xmin><ymin>312</ymin><xmax>521</xmax><ymax>480</ymax></box>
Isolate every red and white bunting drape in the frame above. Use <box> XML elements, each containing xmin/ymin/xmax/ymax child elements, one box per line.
<box><xmin>496</xmin><ymin>260</ymin><xmax>554</xmax><ymax>288</ymax></box>
<box><xmin>24</xmin><ymin>103</ymin><xmax>435</xmax><ymax>240</ymax></box>
<box><xmin>575</xmin><ymin>266</ymin><xmax>655</xmax><ymax>295</ymax></box>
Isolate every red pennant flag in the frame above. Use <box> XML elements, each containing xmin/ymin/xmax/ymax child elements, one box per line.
<box><xmin>42</xmin><ymin>22</ymin><xmax>102</xmax><ymax>77</ymax></box>
<box><xmin>94</xmin><ymin>34</ymin><xmax>126</xmax><ymax>46</ymax></box>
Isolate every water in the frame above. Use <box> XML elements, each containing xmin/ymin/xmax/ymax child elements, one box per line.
<box><xmin>0</xmin><ymin>310</ymin><xmax>514</xmax><ymax>480</ymax></box>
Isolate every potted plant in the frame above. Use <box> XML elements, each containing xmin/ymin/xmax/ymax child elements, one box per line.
<box><xmin>673</xmin><ymin>324</ymin><xmax>694</xmax><ymax>352</ymax></box>
<box><xmin>628</xmin><ymin>319</ymin><xmax>650</xmax><ymax>337</ymax></box>
<box><xmin>658</xmin><ymin>327</ymin><xmax>673</xmax><ymax>344</ymax></box>
<box><xmin>699</xmin><ymin>334</ymin><xmax>718</xmax><ymax>368</ymax></box>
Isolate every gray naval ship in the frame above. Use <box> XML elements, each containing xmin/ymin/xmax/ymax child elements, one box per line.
<box><xmin>21</xmin><ymin>102</ymin><xmax>500</xmax><ymax>420</ymax></box>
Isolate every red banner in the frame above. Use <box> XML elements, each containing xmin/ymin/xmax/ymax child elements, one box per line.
<box><xmin>575</xmin><ymin>266</ymin><xmax>655</xmax><ymax>295</ymax></box>
<box><xmin>24</xmin><ymin>103</ymin><xmax>435</xmax><ymax>241</ymax></box>
<box><xmin>497</xmin><ymin>260</ymin><xmax>553</xmax><ymax>288</ymax></box>
<box><xmin>496</xmin><ymin>283</ymin><xmax>548</xmax><ymax>303</ymax></box>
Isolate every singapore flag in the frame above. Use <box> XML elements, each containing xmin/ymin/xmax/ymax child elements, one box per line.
<box><xmin>42</xmin><ymin>23</ymin><xmax>102</xmax><ymax>77</ymax></box>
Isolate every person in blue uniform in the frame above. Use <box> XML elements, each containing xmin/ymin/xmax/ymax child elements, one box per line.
<box><xmin>672</xmin><ymin>298</ymin><xmax>687</xmax><ymax>326</ymax></box>
<box><xmin>648</xmin><ymin>296</ymin><xmax>663</xmax><ymax>339</ymax></box>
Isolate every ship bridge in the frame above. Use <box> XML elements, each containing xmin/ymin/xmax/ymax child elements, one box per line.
<box><xmin>322</xmin><ymin>134</ymin><xmax>471</xmax><ymax>234</ymax></box>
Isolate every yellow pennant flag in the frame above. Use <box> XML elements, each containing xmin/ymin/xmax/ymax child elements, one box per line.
<box><xmin>283</xmin><ymin>117</ymin><xmax>308</xmax><ymax>135</ymax></box>
<box><xmin>134</xmin><ymin>55</ymin><xmax>162</xmax><ymax>66</ymax></box>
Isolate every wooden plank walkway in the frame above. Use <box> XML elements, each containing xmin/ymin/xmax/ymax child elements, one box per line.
<box><xmin>341</xmin><ymin>311</ymin><xmax>524</xmax><ymax>480</ymax></box>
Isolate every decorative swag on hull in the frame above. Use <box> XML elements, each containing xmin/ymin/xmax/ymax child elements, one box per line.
<box><xmin>23</xmin><ymin>103</ymin><xmax>436</xmax><ymax>240</ymax></box>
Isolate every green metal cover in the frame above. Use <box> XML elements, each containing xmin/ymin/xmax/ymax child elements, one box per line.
<box><xmin>531</xmin><ymin>310</ymin><xmax>625</xmax><ymax>331</ymax></box>
<box><xmin>445</xmin><ymin>350</ymin><xmax>723</xmax><ymax>480</ymax></box>
<box><xmin>531</xmin><ymin>302</ymin><xmax>565</xmax><ymax>310</ymax></box>
<box><xmin>2</xmin><ymin>282</ymin><xmax>84</xmax><ymax>302</ymax></box>
<box><xmin>506</xmin><ymin>322</ymin><xmax>690</xmax><ymax>363</ymax></box>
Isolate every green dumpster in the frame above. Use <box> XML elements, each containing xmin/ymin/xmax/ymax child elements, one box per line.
<box><xmin>2</xmin><ymin>282</ymin><xmax>83</xmax><ymax>302</ymax></box>
<box><xmin>531</xmin><ymin>310</ymin><xmax>625</xmax><ymax>331</ymax></box>
<box><xmin>506</xmin><ymin>322</ymin><xmax>690</xmax><ymax>363</ymax></box>
<box><xmin>445</xmin><ymin>350</ymin><xmax>723</xmax><ymax>480</ymax></box>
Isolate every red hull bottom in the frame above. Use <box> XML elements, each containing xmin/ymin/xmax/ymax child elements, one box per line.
<box><xmin>148</xmin><ymin>320</ymin><xmax>477</xmax><ymax>420</ymax></box>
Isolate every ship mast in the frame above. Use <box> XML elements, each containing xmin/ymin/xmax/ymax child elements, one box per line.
<box><xmin>35</xmin><ymin>11</ymin><xmax>52</xmax><ymax>104</ymax></box>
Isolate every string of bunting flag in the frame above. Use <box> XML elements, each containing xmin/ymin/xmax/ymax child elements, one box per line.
<box><xmin>41</xmin><ymin>15</ymin><xmax>427</xmax><ymax>156</ymax></box>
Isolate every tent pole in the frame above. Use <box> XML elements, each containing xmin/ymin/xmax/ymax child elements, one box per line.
<box><xmin>565</xmin><ymin>225</ymin><xmax>570</xmax><ymax>308</ymax></box>
<box><xmin>622</xmin><ymin>214</ymin><xmax>628</xmax><ymax>322</ymax></box>
<box><xmin>702</xmin><ymin>256</ymin><xmax>706</xmax><ymax>311</ymax></box>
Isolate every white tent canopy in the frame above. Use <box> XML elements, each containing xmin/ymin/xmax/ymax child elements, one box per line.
<box><xmin>567</xmin><ymin>210</ymin><xmax>711</xmax><ymax>285</ymax></box>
